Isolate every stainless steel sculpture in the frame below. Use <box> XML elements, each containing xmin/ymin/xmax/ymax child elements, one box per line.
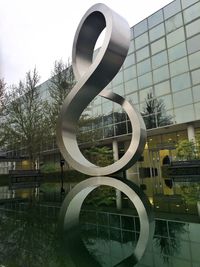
<box><xmin>56</xmin><ymin>3</ymin><xmax>146</xmax><ymax>176</ymax></box>
<box><xmin>57</xmin><ymin>3</ymin><xmax>154</xmax><ymax>266</ymax></box>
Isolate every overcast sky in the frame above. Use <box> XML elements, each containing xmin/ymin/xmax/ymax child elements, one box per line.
<box><xmin>0</xmin><ymin>0</ymin><xmax>172</xmax><ymax>86</ymax></box>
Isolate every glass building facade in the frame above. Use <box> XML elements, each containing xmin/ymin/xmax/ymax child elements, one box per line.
<box><xmin>74</xmin><ymin>0</ymin><xmax>200</xmax><ymax>205</ymax></box>
<box><xmin>79</xmin><ymin>0</ymin><xmax>200</xmax><ymax>140</ymax></box>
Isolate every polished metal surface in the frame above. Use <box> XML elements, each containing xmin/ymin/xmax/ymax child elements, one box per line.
<box><xmin>57</xmin><ymin>3</ymin><xmax>154</xmax><ymax>266</ymax></box>
<box><xmin>56</xmin><ymin>3</ymin><xmax>146</xmax><ymax>176</ymax></box>
<box><xmin>59</xmin><ymin>177</ymin><xmax>155</xmax><ymax>267</ymax></box>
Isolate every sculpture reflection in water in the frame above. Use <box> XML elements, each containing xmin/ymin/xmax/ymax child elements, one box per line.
<box><xmin>56</xmin><ymin>3</ymin><xmax>155</xmax><ymax>266</ymax></box>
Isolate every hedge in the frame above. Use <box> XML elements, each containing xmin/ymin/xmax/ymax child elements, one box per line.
<box><xmin>0</xmin><ymin>170</ymin><xmax>89</xmax><ymax>187</ymax></box>
<box><xmin>0</xmin><ymin>174</ymin><xmax>10</xmax><ymax>186</ymax></box>
<box><xmin>42</xmin><ymin>170</ymin><xmax>88</xmax><ymax>183</ymax></box>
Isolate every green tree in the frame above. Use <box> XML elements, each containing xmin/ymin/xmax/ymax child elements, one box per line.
<box><xmin>77</xmin><ymin>113</ymin><xmax>103</xmax><ymax>145</ymax></box>
<box><xmin>46</xmin><ymin>59</ymin><xmax>75</xmax><ymax>136</ymax></box>
<box><xmin>195</xmin><ymin>131</ymin><xmax>200</xmax><ymax>158</ymax></box>
<box><xmin>0</xmin><ymin>79</ymin><xmax>6</xmax><ymax>147</ymax></box>
<box><xmin>0</xmin><ymin>78</ymin><xmax>6</xmax><ymax>108</ymax></box>
<box><xmin>142</xmin><ymin>93</ymin><xmax>173</xmax><ymax>129</ymax></box>
<box><xmin>0</xmin><ymin>69</ymin><xmax>49</xmax><ymax>168</ymax></box>
<box><xmin>175</xmin><ymin>139</ymin><xmax>197</xmax><ymax>160</ymax></box>
<box><xmin>84</xmin><ymin>146</ymin><xmax>114</xmax><ymax>167</ymax></box>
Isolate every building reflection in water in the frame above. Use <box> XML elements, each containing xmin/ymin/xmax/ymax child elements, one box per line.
<box><xmin>0</xmin><ymin>199</ymin><xmax>199</xmax><ymax>267</ymax></box>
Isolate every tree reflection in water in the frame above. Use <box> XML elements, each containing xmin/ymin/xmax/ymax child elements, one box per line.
<box><xmin>154</xmin><ymin>219</ymin><xmax>188</xmax><ymax>263</ymax></box>
<box><xmin>0</xmin><ymin>202</ymin><xmax>68</xmax><ymax>267</ymax></box>
<box><xmin>0</xmin><ymin>203</ymin><xmax>139</xmax><ymax>267</ymax></box>
<box><xmin>0</xmin><ymin>202</ymin><xmax>197</xmax><ymax>267</ymax></box>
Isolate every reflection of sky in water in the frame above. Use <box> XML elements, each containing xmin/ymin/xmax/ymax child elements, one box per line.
<box><xmin>0</xmin><ymin>202</ymin><xmax>199</xmax><ymax>267</ymax></box>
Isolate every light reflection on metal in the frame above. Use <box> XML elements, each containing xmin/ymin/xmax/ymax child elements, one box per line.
<box><xmin>57</xmin><ymin>3</ymin><xmax>154</xmax><ymax>266</ymax></box>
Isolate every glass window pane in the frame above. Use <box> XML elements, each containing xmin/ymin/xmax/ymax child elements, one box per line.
<box><xmin>148</xmin><ymin>9</ymin><xmax>163</xmax><ymax>29</ymax></box>
<box><xmin>168</xmin><ymin>42</ymin><xmax>187</xmax><ymax>62</ymax></box>
<box><xmin>137</xmin><ymin>58</ymin><xmax>151</xmax><ymax>76</ymax></box>
<box><xmin>93</xmin><ymin>95</ymin><xmax>101</xmax><ymax>106</ymax></box>
<box><xmin>158</xmin><ymin>94</ymin><xmax>173</xmax><ymax>110</ymax></box>
<box><xmin>113</xmin><ymin>102</ymin><xmax>124</xmax><ymax>113</ymax></box>
<box><xmin>139</xmin><ymin>87</ymin><xmax>153</xmax><ymax>103</ymax></box>
<box><xmin>181</xmin><ymin>0</ymin><xmax>199</xmax><ymax>9</ymax></box>
<box><xmin>104</xmin><ymin>125</ymin><xmax>114</xmax><ymax>138</ymax></box>
<box><xmin>174</xmin><ymin>104</ymin><xmax>195</xmax><ymax>123</ymax></box>
<box><xmin>169</xmin><ymin>57</ymin><xmax>189</xmax><ymax>77</ymax></box>
<box><xmin>136</xmin><ymin>46</ymin><xmax>150</xmax><ymax>62</ymax></box>
<box><xmin>124</xmin><ymin>65</ymin><xmax>136</xmax><ymax>81</ymax></box>
<box><xmin>115</xmin><ymin>122</ymin><xmax>127</xmax><ymax>136</ymax></box>
<box><xmin>130</xmin><ymin>28</ymin><xmax>134</xmax><ymax>40</ymax></box>
<box><xmin>126</xmin><ymin>92</ymin><xmax>139</xmax><ymax>104</ymax></box>
<box><xmin>113</xmin><ymin>84</ymin><xmax>124</xmax><ymax>96</ymax></box>
<box><xmin>123</xmin><ymin>54</ymin><xmax>135</xmax><ymax>69</ymax></box>
<box><xmin>134</xmin><ymin>19</ymin><xmax>148</xmax><ymax>37</ymax></box>
<box><xmin>156</xmin><ymin>109</ymin><xmax>174</xmax><ymax>127</ymax></box>
<box><xmin>92</xmin><ymin>116</ymin><xmax>103</xmax><ymax>129</ymax></box>
<box><xmin>128</xmin><ymin>40</ymin><xmax>135</xmax><ymax>54</ymax></box>
<box><xmin>154</xmin><ymin>80</ymin><xmax>171</xmax><ymax>96</ymax></box>
<box><xmin>124</xmin><ymin>78</ymin><xmax>138</xmax><ymax>94</ymax></box>
<box><xmin>163</xmin><ymin>0</ymin><xmax>181</xmax><ymax>19</ymax></box>
<box><xmin>187</xmin><ymin>34</ymin><xmax>200</xmax><ymax>54</ymax></box>
<box><xmin>149</xmin><ymin>23</ymin><xmax>165</xmax><ymax>42</ymax></box>
<box><xmin>189</xmin><ymin>50</ymin><xmax>200</xmax><ymax>70</ymax></box>
<box><xmin>167</xmin><ymin>27</ymin><xmax>185</xmax><ymax>48</ymax></box>
<box><xmin>93</xmin><ymin>105</ymin><xmax>102</xmax><ymax>117</ymax></box>
<box><xmin>192</xmin><ymin>85</ymin><xmax>200</xmax><ymax>102</ymax></box>
<box><xmin>142</xmin><ymin>113</ymin><xmax>157</xmax><ymax>129</ymax></box>
<box><xmin>114</xmin><ymin>111</ymin><xmax>126</xmax><ymax>124</ymax></box>
<box><xmin>165</xmin><ymin>13</ymin><xmax>183</xmax><ymax>34</ymax></box>
<box><xmin>135</xmin><ymin>32</ymin><xmax>149</xmax><ymax>50</ymax></box>
<box><xmin>138</xmin><ymin>72</ymin><xmax>153</xmax><ymax>89</ymax></box>
<box><xmin>151</xmin><ymin>37</ymin><xmax>166</xmax><ymax>55</ymax></box>
<box><xmin>105</xmin><ymin>82</ymin><xmax>112</xmax><ymax>90</ymax></box>
<box><xmin>112</xmin><ymin>71</ymin><xmax>123</xmax><ymax>86</ymax></box>
<box><xmin>152</xmin><ymin>51</ymin><xmax>168</xmax><ymax>69</ymax></box>
<box><xmin>191</xmin><ymin>69</ymin><xmax>200</xmax><ymax>85</ymax></box>
<box><xmin>183</xmin><ymin>2</ymin><xmax>200</xmax><ymax>23</ymax></box>
<box><xmin>186</xmin><ymin>18</ymin><xmax>200</xmax><ymax>38</ymax></box>
<box><xmin>153</xmin><ymin>65</ymin><xmax>169</xmax><ymax>84</ymax></box>
<box><xmin>102</xmin><ymin>101</ymin><xmax>113</xmax><ymax>115</ymax></box>
<box><xmin>103</xmin><ymin>113</ymin><xmax>113</xmax><ymax>126</ymax></box>
<box><xmin>171</xmin><ymin>72</ymin><xmax>191</xmax><ymax>92</ymax></box>
<box><xmin>173</xmin><ymin>88</ymin><xmax>193</xmax><ymax>107</ymax></box>
<box><xmin>194</xmin><ymin>102</ymin><xmax>200</xmax><ymax>119</ymax></box>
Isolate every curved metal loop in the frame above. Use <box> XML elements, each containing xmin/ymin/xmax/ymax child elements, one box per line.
<box><xmin>56</xmin><ymin>3</ymin><xmax>146</xmax><ymax>176</ymax></box>
<box><xmin>59</xmin><ymin>177</ymin><xmax>155</xmax><ymax>267</ymax></box>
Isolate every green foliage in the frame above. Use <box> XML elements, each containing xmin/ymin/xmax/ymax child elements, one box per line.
<box><xmin>154</xmin><ymin>220</ymin><xmax>187</xmax><ymax>263</ymax></box>
<box><xmin>195</xmin><ymin>131</ymin><xmax>200</xmax><ymax>158</ymax></box>
<box><xmin>0</xmin><ymin>78</ymin><xmax>6</xmax><ymax>108</ymax></box>
<box><xmin>84</xmin><ymin>186</ymin><xmax>116</xmax><ymax>207</ymax></box>
<box><xmin>45</xmin><ymin>59</ymin><xmax>75</xmax><ymax>136</ymax></box>
<box><xmin>84</xmin><ymin>146</ymin><xmax>114</xmax><ymax>167</ymax></box>
<box><xmin>0</xmin><ymin>170</ymin><xmax>88</xmax><ymax>186</ymax></box>
<box><xmin>77</xmin><ymin>114</ymin><xmax>102</xmax><ymax>144</ymax></box>
<box><xmin>0</xmin><ymin>173</ymin><xmax>9</xmax><ymax>186</ymax></box>
<box><xmin>142</xmin><ymin>92</ymin><xmax>173</xmax><ymax>129</ymax></box>
<box><xmin>0</xmin><ymin>69</ymin><xmax>49</xmax><ymax>167</ymax></box>
<box><xmin>180</xmin><ymin>183</ymin><xmax>200</xmax><ymax>204</ymax></box>
<box><xmin>42</xmin><ymin>170</ymin><xmax>88</xmax><ymax>183</ymax></box>
<box><xmin>40</xmin><ymin>162</ymin><xmax>59</xmax><ymax>173</ymax></box>
<box><xmin>175</xmin><ymin>139</ymin><xmax>198</xmax><ymax>160</ymax></box>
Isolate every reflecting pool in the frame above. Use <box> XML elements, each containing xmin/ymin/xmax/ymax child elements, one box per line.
<box><xmin>0</xmin><ymin>198</ymin><xmax>199</xmax><ymax>267</ymax></box>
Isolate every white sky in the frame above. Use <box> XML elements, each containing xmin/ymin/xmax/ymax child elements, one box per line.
<box><xmin>0</xmin><ymin>0</ymin><xmax>172</xmax><ymax>85</ymax></box>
